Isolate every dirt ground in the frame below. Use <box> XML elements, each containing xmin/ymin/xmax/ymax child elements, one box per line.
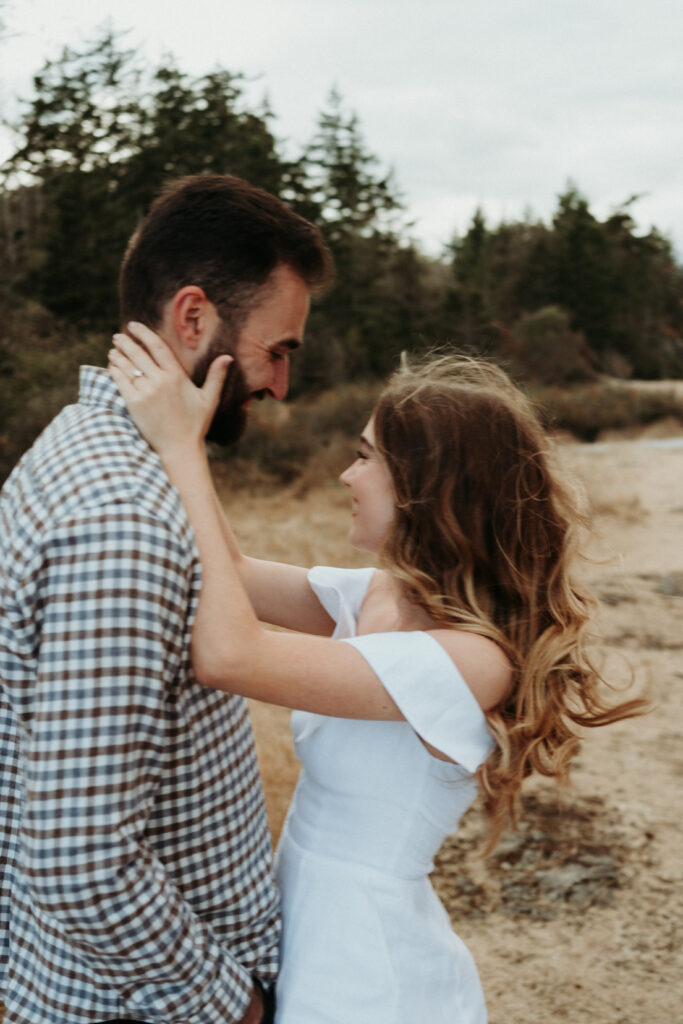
<box><xmin>232</xmin><ymin>426</ymin><xmax>683</xmax><ymax>1024</ymax></box>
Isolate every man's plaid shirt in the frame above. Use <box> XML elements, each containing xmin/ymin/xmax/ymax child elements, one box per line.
<box><xmin>0</xmin><ymin>368</ymin><xmax>280</xmax><ymax>1024</ymax></box>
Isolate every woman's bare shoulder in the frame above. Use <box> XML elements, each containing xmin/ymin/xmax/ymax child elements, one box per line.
<box><xmin>427</xmin><ymin>628</ymin><xmax>513</xmax><ymax>711</ymax></box>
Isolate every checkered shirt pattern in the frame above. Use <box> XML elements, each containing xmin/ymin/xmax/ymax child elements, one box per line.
<box><xmin>0</xmin><ymin>367</ymin><xmax>280</xmax><ymax>1023</ymax></box>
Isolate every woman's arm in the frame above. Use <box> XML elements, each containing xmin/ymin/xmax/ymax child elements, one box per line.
<box><xmin>213</xmin><ymin>490</ymin><xmax>334</xmax><ymax>635</ymax></box>
<box><xmin>176</xmin><ymin>441</ymin><xmax>399</xmax><ymax>718</ymax></box>
<box><xmin>175</xmin><ymin>453</ymin><xmax>506</xmax><ymax>720</ymax></box>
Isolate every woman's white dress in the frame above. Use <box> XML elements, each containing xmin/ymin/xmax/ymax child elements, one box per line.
<box><xmin>274</xmin><ymin>566</ymin><xmax>495</xmax><ymax>1024</ymax></box>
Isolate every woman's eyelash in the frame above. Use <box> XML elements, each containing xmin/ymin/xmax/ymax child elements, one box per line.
<box><xmin>356</xmin><ymin>450</ymin><xmax>368</xmax><ymax>460</ymax></box>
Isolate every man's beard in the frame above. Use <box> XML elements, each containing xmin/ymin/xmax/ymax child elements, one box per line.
<box><xmin>191</xmin><ymin>321</ymin><xmax>250</xmax><ymax>446</ymax></box>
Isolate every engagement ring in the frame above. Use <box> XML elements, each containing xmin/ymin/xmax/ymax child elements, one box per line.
<box><xmin>131</xmin><ymin>369</ymin><xmax>144</xmax><ymax>380</ymax></box>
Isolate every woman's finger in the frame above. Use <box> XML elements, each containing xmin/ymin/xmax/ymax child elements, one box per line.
<box><xmin>108</xmin><ymin>348</ymin><xmax>154</xmax><ymax>391</ymax></box>
<box><xmin>111</xmin><ymin>333</ymin><xmax>161</xmax><ymax>378</ymax></box>
<box><xmin>108</xmin><ymin>347</ymin><xmax>141</xmax><ymax>379</ymax></box>
<box><xmin>126</xmin><ymin>322</ymin><xmax>181</xmax><ymax>372</ymax></box>
<box><xmin>108</xmin><ymin>361</ymin><xmax>139</xmax><ymax>398</ymax></box>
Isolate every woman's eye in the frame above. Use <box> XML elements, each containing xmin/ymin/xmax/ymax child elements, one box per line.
<box><xmin>355</xmin><ymin>450</ymin><xmax>368</xmax><ymax>461</ymax></box>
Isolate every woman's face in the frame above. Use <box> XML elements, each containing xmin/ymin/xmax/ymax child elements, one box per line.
<box><xmin>339</xmin><ymin>417</ymin><xmax>396</xmax><ymax>553</ymax></box>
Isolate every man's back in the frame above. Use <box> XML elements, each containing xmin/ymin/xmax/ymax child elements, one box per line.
<box><xmin>0</xmin><ymin>368</ymin><xmax>279</xmax><ymax>1024</ymax></box>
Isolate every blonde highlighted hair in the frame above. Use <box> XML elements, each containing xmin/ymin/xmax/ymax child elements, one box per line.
<box><xmin>373</xmin><ymin>353</ymin><xmax>646</xmax><ymax>850</ymax></box>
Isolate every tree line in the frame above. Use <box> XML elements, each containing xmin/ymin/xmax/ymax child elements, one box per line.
<box><xmin>1</xmin><ymin>29</ymin><xmax>682</xmax><ymax>481</ymax></box>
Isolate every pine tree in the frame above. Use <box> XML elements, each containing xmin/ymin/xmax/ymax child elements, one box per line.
<box><xmin>2</xmin><ymin>30</ymin><xmax>288</xmax><ymax>327</ymax></box>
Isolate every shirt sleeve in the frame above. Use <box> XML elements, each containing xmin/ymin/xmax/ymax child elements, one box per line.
<box><xmin>342</xmin><ymin>631</ymin><xmax>496</xmax><ymax>772</ymax></box>
<box><xmin>21</xmin><ymin>506</ymin><xmax>255</xmax><ymax>1024</ymax></box>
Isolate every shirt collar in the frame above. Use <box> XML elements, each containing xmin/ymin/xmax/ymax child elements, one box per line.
<box><xmin>78</xmin><ymin>365</ymin><xmax>130</xmax><ymax>417</ymax></box>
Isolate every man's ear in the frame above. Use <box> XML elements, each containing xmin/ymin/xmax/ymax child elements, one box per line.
<box><xmin>170</xmin><ymin>286</ymin><xmax>219</xmax><ymax>351</ymax></box>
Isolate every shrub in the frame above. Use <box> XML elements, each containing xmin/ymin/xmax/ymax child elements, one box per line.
<box><xmin>532</xmin><ymin>382</ymin><xmax>683</xmax><ymax>441</ymax></box>
<box><xmin>505</xmin><ymin>306</ymin><xmax>597</xmax><ymax>386</ymax></box>
<box><xmin>214</xmin><ymin>382</ymin><xmax>380</xmax><ymax>484</ymax></box>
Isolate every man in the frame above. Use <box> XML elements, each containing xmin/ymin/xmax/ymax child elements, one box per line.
<box><xmin>0</xmin><ymin>174</ymin><xmax>332</xmax><ymax>1024</ymax></box>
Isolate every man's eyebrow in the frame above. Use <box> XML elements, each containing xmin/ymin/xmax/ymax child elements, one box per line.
<box><xmin>275</xmin><ymin>338</ymin><xmax>302</xmax><ymax>351</ymax></box>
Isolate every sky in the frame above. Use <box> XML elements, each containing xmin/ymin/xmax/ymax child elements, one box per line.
<box><xmin>0</xmin><ymin>0</ymin><xmax>681</xmax><ymax>259</ymax></box>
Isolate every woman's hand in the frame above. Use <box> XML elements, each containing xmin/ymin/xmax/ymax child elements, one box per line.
<box><xmin>108</xmin><ymin>322</ymin><xmax>232</xmax><ymax>457</ymax></box>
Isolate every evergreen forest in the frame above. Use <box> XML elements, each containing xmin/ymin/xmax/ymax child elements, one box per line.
<box><xmin>1</xmin><ymin>31</ymin><xmax>682</xmax><ymax>483</ymax></box>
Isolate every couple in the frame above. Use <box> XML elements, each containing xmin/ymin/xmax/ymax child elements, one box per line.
<box><xmin>0</xmin><ymin>174</ymin><xmax>643</xmax><ymax>1024</ymax></box>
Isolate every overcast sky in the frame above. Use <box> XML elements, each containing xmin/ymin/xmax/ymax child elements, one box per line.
<box><xmin>1</xmin><ymin>0</ymin><xmax>681</xmax><ymax>258</ymax></box>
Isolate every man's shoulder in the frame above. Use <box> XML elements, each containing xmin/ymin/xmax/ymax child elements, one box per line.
<box><xmin>2</xmin><ymin>397</ymin><xmax>194</xmax><ymax>547</ymax></box>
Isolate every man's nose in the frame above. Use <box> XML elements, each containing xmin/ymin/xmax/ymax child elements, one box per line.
<box><xmin>268</xmin><ymin>358</ymin><xmax>289</xmax><ymax>401</ymax></box>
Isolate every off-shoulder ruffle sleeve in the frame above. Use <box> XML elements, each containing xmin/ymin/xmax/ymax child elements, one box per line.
<box><xmin>342</xmin><ymin>631</ymin><xmax>495</xmax><ymax>772</ymax></box>
<box><xmin>308</xmin><ymin>565</ymin><xmax>376</xmax><ymax>638</ymax></box>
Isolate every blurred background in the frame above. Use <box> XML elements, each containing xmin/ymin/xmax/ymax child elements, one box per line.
<box><xmin>0</xmin><ymin>0</ymin><xmax>682</xmax><ymax>485</ymax></box>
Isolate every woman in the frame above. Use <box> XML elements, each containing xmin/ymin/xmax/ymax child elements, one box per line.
<box><xmin>109</xmin><ymin>330</ymin><xmax>644</xmax><ymax>1024</ymax></box>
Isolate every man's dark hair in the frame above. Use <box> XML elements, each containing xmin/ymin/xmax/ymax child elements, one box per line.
<box><xmin>119</xmin><ymin>174</ymin><xmax>333</xmax><ymax>329</ymax></box>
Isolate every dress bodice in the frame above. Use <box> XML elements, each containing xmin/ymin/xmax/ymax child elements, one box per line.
<box><xmin>274</xmin><ymin>567</ymin><xmax>494</xmax><ymax>1024</ymax></box>
<box><xmin>285</xmin><ymin>566</ymin><xmax>494</xmax><ymax>879</ymax></box>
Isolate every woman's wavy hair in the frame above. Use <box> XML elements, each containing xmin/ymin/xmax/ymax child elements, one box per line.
<box><xmin>373</xmin><ymin>353</ymin><xmax>646</xmax><ymax>850</ymax></box>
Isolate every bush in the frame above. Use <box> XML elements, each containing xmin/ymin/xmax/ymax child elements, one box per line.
<box><xmin>505</xmin><ymin>306</ymin><xmax>597</xmax><ymax>386</ymax></box>
<box><xmin>532</xmin><ymin>382</ymin><xmax>683</xmax><ymax>441</ymax></box>
<box><xmin>213</xmin><ymin>381</ymin><xmax>380</xmax><ymax>485</ymax></box>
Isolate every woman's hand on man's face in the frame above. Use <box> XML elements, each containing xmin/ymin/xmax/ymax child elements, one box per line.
<box><xmin>108</xmin><ymin>322</ymin><xmax>232</xmax><ymax>455</ymax></box>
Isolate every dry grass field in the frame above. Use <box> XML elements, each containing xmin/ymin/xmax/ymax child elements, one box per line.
<box><xmin>221</xmin><ymin>425</ymin><xmax>683</xmax><ymax>1024</ymax></box>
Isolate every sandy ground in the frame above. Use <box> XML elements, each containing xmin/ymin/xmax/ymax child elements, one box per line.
<box><xmin>227</xmin><ymin>427</ymin><xmax>683</xmax><ymax>1024</ymax></box>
